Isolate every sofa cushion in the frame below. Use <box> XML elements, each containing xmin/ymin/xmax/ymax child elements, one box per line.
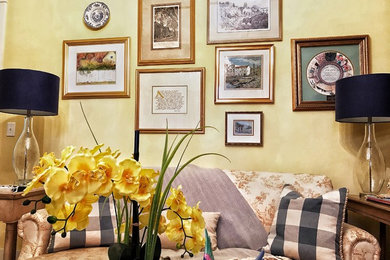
<box><xmin>265</xmin><ymin>185</ymin><xmax>347</xmax><ymax>260</ymax></box>
<box><xmin>47</xmin><ymin>196</ymin><xmax>117</xmax><ymax>253</ymax></box>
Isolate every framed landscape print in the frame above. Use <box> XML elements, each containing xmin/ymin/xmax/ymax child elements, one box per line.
<box><xmin>138</xmin><ymin>0</ymin><xmax>195</xmax><ymax>65</ymax></box>
<box><xmin>291</xmin><ymin>35</ymin><xmax>369</xmax><ymax>111</ymax></box>
<box><xmin>62</xmin><ymin>37</ymin><xmax>130</xmax><ymax>99</ymax></box>
<box><xmin>225</xmin><ymin>112</ymin><xmax>263</xmax><ymax>146</ymax></box>
<box><xmin>207</xmin><ymin>0</ymin><xmax>282</xmax><ymax>44</ymax></box>
<box><xmin>215</xmin><ymin>45</ymin><xmax>274</xmax><ymax>104</ymax></box>
<box><xmin>136</xmin><ymin>68</ymin><xmax>205</xmax><ymax>133</ymax></box>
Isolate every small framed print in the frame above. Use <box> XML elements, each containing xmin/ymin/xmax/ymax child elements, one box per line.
<box><xmin>226</xmin><ymin>112</ymin><xmax>263</xmax><ymax>146</ymax></box>
<box><xmin>136</xmin><ymin>68</ymin><xmax>205</xmax><ymax>134</ymax></box>
<box><xmin>207</xmin><ymin>0</ymin><xmax>282</xmax><ymax>44</ymax></box>
<box><xmin>291</xmin><ymin>35</ymin><xmax>369</xmax><ymax>111</ymax></box>
<box><xmin>138</xmin><ymin>0</ymin><xmax>195</xmax><ymax>65</ymax></box>
<box><xmin>62</xmin><ymin>37</ymin><xmax>130</xmax><ymax>99</ymax></box>
<box><xmin>215</xmin><ymin>45</ymin><xmax>274</xmax><ymax>104</ymax></box>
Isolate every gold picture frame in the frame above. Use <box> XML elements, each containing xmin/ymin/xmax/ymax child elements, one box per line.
<box><xmin>136</xmin><ymin>68</ymin><xmax>205</xmax><ymax>133</ymax></box>
<box><xmin>62</xmin><ymin>37</ymin><xmax>130</xmax><ymax>99</ymax></box>
<box><xmin>291</xmin><ymin>35</ymin><xmax>369</xmax><ymax>111</ymax></box>
<box><xmin>207</xmin><ymin>0</ymin><xmax>282</xmax><ymax>44</ymax></box>
<box><xmin>137</xmin><ymin>0</ymin><xmax>195</xmax><ymax>65</ymax></box>
<box><xmin>215</xmin><ymin>44</ymin><xmax>274</xmax><ymax>104</ymax></box>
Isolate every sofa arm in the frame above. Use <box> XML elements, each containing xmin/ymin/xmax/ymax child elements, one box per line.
<box><xmin>17</xmin><ymin>209</ymin><xmax>51</xmax><ymax>260</ymax></box>
<box><xmin>342</xmin><ymin>223</ymin><xmax>381</xmax><ymax>260</ymax></box>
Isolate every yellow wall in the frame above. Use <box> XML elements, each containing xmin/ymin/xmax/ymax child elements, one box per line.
<box><xmin>1</xmin><ymin>0</ymin><xmax>390</xmax><ymax>255</ymax></box>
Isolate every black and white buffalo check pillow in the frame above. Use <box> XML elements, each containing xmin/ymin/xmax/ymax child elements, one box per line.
<box><xmin>48</xmin><ymin>196</ymin><xmax>117</xmax><ymax>253</ymax></box>
<box><xmin>265</xmin><ymin>185</ymin><xmax>348</xmax><ymax>260</ymax></box>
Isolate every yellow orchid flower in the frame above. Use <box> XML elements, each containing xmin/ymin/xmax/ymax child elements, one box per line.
<box><xmin>23</xmin><ymin>167</ymin><xmax>54</xmax><ymax>195</ymax></box>
<box><xmin>131</xmin><ymin>169</ymin><xmax>158</xmax><ymax>207</ymax></box>
<box><xmin>185</xmin><ymin>228</ymin><xmax>205</xmax><ymax>254</ymax></box>
<box><xmin>113</xmin><ymin>159</ymin><xmax>141</xmax><ymax>196</ymax></box>
<box><xmin>67</xmin><ymin>154</ymin><xmax>102</xmax><ymax>194</ymax></box>
<box><xmin>95</xmin><ymin>155</ymin><xmax>119</xmax><ymax>196</ymax></box>
<box><xmin>44</xmin><ymin>168</ymin><xmax>88</xmax><ymax>207</ymax></box>
<box><xmin>165</xmin><ymin>218</ymin><xmax>185</xmax><ymax>244</ymax></box>
<box><xmin>57</xmin><ymin>146</ymin><xmax>75</xmax><ymax>167</ymax></box>
<box><xmin>190</xmin><ymin>202</ymin><xmax>205</xmax><ymax>233</ymax></box>
<box><xmin>63</xmin><ymin>203</ymin><xmax>92</xmax><ymax>231</ymax></box>
<box><xmin>166</xmin><ymin>186</ymin><xmax>191</xmax><ymax>219</ymax></box>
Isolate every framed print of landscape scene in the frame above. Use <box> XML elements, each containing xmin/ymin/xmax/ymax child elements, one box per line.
<box><xmin>62</xmin><ymin>37</ymin><xmax>130</xmax><ymax>99</ymax></box>
<box><xmin>207</xmin><ymin>0</ymin><xmax>282</xmax><ymax>44</ymax></box>
<box><xmin>138</xmin><ymin>0</ymin><xmax>195</xmax><ymax>65</ymax></box>
<box><xmin>226</xmin><ymin>111</ymin><xmax>263</xmax><ymax>146</ymax></box>
<box><xmin>215</xmin><ymin>45</ymin><xmax>274</xmax><ymax>104</ymax></box>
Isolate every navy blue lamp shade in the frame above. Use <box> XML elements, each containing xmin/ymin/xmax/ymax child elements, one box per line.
<box><xmin>0</xmin><ymin>68</ymin><xmax>60</xmax><ymax>116</ymax></box>
<box><xmin>335</xmin><ymin>74</ymin><xmax>390</xmax><ymax>123</ymax></box>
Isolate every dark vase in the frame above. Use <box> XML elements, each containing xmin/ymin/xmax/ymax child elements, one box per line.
<box><xmin>108</xmin><ymin>243</ymin><xmax>132</xmax><ymax>260</ymax></box>
<box><xmin>108</xmin><ymin>236</ymin><xmax>161</xmax><ymax>260</ymax></box>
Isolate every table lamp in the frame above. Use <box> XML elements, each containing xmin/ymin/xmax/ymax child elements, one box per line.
<box><xmin>335</xmin><ymin>73</ymin><xmax>390</xmax><ymax>195</ymax></box>
<box><xmin>0</xmin><ymin>68</ymin><xmax>59</xmax><ymax>186</ymax></box>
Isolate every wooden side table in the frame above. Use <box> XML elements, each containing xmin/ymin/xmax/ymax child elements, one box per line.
<box><xmin>347</xmin><ymin>194</ymin><xmax>390</xmax><ymax>260</ymax></box>
<box><xmin>0</xmin><ymin>187</ymin><xmax>45</xmax><ymax>260</ymax></box>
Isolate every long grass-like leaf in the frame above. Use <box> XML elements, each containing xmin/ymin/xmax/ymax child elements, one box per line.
<box><xmin>145</xmin><ymin>125</ymin><xmax>228</xmax><ymax>260</ymax></box>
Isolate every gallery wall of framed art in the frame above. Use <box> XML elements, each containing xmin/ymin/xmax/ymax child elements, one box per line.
<box><xmin>4</xmin><ymin>0</ymin><xmax>390</xmax><ymax>204</ymax></box>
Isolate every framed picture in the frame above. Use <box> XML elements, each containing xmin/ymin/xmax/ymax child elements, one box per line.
<box><xmin>62</xmin><ymin>37</ymin><xmax>130</xmax><ymax>99</ymax></box>
<box><xmin>291</xmin><ymin>35</ymin><xmax>369</xmax><ymax>111</ymax></box>
<box><xmin>225</xmin><ymin>112</ymin><xmax>263</xmax><ymax>146</ymax></box>
<box><xmin>136</xmin><ymin>68</ymin><xmax>205</xmax><ymax>133</ymax></box>
<box><xmin>215</xmin><ymin>45</ymin><xmax>274</xmax><ymax>104</ymax></box>
<box><xmin>137</xmin><ymin>0</ymin><xmax>195</xmax><ymax>65</ymax></box>
<box><xmin>207</xmin><ymin>0</ymin><xmax>282</xmax><ymax>44</ymax></box>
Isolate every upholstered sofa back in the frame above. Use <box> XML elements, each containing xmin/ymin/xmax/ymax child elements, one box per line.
<box><xmin>163</xmin><ymin>165</ymin><xmax>333</xmax><ymax>251</ymax></box>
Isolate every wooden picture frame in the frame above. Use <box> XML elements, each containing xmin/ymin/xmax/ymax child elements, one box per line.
<box><xmin>136</xmin><ymin>68</ymin><xmax>205</xmax><ymax>133</ymax></box>
<box><xmin>215</xmin><ymin>44</ymin><xmax>274</xmax><ymax>104</ymax></box>
<box><xmin>291</xmin><ymin>35</ymin><xmax>369</xmax><ymax>111</ymax></box>
<box><xmin>225</xmin><ymin>111</ymin><xmax>263</xmax><ymax>146</ymax></box>
<box><xmin>207</xmin><ymin>0</ymin><xmax>282</xmax><ymax>44</ymax></box>
<box><xmin>62</xmin><ymin>37</ymin><xmax>130</xmax><ymax>99</ymax></box>
<box><xmin>138</xmin><ymin>0</ymin><xmax>195</xmax><ymax>65</ymax></box>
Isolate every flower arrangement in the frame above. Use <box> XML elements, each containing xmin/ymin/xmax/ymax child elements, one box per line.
<box><xmin>23</xmin><ymin>129</ymin><xmax>225</xmax><ymax>260</ymax></box>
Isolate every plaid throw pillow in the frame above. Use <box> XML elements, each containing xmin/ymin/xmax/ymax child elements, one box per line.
<box><xmin>48</xmin><ymin>196</ymin><xmax>117</xmax><ymax>253</ymax></box>
<box><xmin>265</xmin><ymin>185</ymin><xmax>348</xmax><ymax>260</ymax></box>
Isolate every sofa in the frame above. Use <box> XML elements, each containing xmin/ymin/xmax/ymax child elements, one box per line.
<box><xmin>17</xmin><ymin>165</ymin><xmax>380</xmax><ymax>260</ymax></box>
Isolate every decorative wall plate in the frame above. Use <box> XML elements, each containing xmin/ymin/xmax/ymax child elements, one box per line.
<box><xmin>306</xmin><ymin>51</ymin><xmax>354</xmax><ymax>96</ymax></box>
<box><xmin>83</xmin><ymin>2</ymin><xmax>110</xmax><ymax>30</ymax></box>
